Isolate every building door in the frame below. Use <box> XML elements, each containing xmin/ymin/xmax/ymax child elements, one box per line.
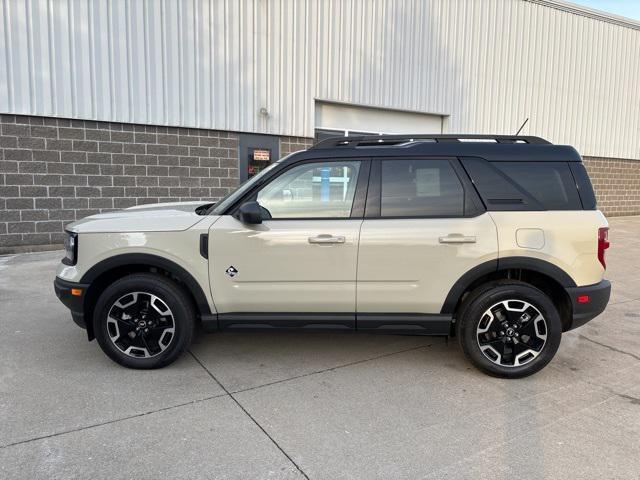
<box><xmin>238</xmin><ymin>133</ymin><xmax>280</xmax><ymax>182</ymax></box>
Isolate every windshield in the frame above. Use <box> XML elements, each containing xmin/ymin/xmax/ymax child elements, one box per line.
<box><xmin>210</xmin><ymin>162</ymin><xmax>280</xmax><ymax>215</ymax></box>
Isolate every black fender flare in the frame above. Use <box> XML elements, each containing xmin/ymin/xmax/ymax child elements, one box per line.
<box><xmin>80</xmin><ymin>253</ymin><xmax>212</xmax><ymax>316</ymax></box>
<box><xmin>440</xmin><ymin>256</ymin><xmax>576</xmax><ymax>314</ymax></box>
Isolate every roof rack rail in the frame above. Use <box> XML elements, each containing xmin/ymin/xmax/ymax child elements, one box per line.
<box><xmin>312</xmin><ymin>134</ymin><xmax>551</xmax><ymax>149</ymax></box>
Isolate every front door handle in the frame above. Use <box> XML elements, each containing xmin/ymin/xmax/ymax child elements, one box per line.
<box><xmin>439</xmin><ymin>234</ymin><xmax>477</xmax><ymax>244</ymax></box>
<box><xmin>308</xmin><ymin>234</ymin><xmax>346</xmax><ymax>244</ymax></box>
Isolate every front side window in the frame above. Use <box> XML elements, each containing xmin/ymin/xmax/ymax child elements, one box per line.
<box><xmin>380</xmin><ymin>159</ymin><xmax>464</xmax><ymax>217</ymax></box>
<box><xmin>256</xmin><ymin>161</ymin><xmax>361</xmax><ymax>219</ymax></box>
<box><xmin>211</xmin><ymin>162</ymin><xmax>280</xmax><ymax>215</ymax></box>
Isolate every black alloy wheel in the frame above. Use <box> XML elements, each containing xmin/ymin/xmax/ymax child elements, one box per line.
<box><xmin>458</xmin><ymin>281</ymin><xmax>562</xmax><ymax>378</ymax></box>
<box><xmin>93</xmin><ymin>273</ymin><xmax>195</xmax><ymax>369</ymax></box>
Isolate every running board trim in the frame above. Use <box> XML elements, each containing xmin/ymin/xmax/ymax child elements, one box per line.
<box><xmin>201</xmin><ymin>313</ymin><xmax>452</xmax><ymax>335</ymax></box>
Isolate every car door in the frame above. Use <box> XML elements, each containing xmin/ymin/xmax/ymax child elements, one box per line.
<box><xmin>356</xmin><ymin>157</ymin><xmax>498</xmax><ymax>330</ymax></box>
<box><xmin>209</xmin><ymin>158</ymin><xmax>369</xmax><ymax>329</ymax></box>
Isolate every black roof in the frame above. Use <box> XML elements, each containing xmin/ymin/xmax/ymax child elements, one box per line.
<box><xmin>285</xmin><ymin>134</ymin><xmax>583</xmax><ymax>163</ymax></box>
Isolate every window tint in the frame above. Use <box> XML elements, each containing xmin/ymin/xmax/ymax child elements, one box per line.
<box><xmin>380</xmin><ymin>159</ymin><xmax>464</xmax><ymax>217</ymax></box>
<box><xmin>569</xmin><ymin>162</ymin><xmax>596</xmax><ymax>209</ymax></box>
<box><xmin>256</xmin><ymin>161</ymin><xmax>360</xmax><ymax>218</ymax></box>
<box><xmin>460</xmin><ymin>157</ymin><xmax>535</xmax><ymax>210</ymax></box>
<box><xmin>493</xmin><ymin>162</ymin><xmax>581</xmax><ymax>210</ymax></box>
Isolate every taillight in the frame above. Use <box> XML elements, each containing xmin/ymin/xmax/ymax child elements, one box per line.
<box><xmin>598</xmin><ymin>227</ymin><xmax>610</xmax><ymax>269</ymax></box>
<box><xmin>577</xmin><ymin>295</ymin><xmax>590</xmax><ymax>304</ymax></box>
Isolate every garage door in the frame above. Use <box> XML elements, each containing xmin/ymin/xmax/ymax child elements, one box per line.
<box><xmin>315</xmin><ymin>101</ymin><xmax>444</xmax><ymax>141</ymax></box>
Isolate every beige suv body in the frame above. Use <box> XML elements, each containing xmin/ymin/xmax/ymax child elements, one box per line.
<box><xmin>55</xmin><ymin>135</ymin><xmax>611</xmax><ymax>377</ymax></box>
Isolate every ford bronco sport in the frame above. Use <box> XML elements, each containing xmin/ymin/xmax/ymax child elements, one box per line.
<box><xmin>54</xmin><ymin>134</ymin><xmax>611</xmax><ymax>378</ymax></box>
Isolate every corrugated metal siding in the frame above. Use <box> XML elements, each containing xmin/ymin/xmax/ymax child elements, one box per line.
<box><xmin>1</xmin><ymin>0</ymin><xmax>639</xmax><ymax>159</ymax></box>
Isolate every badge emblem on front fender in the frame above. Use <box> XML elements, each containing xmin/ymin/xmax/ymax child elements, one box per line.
<box><xmin>225</xmin><ymin>266</ymin><xmax>238</xmax><ymax>278</ymax></box>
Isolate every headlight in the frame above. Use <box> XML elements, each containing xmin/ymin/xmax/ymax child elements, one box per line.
<box><xmin>62</xmin><ymin>231</ymin><xmax>78</xmax><ymax>266</ymax></box>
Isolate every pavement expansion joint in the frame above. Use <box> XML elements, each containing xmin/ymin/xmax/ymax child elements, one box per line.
<box><xmin>0</xmin><ymin>342</ymin><xmax>434</xmax><ymax>453</ymax></box>
<box><xmin>578</xmin><ymin>334</ymin><xmax>640</xmax><ymax>362</ymax></box>
<box><xmin>189</xmin><ymin>350</ymin><xmax>311</xmax><ymax>480</ymax></box>
<box><xmin>0</xmin><ymin>392</ymin><xmax>228</xmax><ymax>450</ymax></box>
<box><xmin>229</xmin><ymin>342</ymin><xmax>436</xmax><ymax>395</ymax></box>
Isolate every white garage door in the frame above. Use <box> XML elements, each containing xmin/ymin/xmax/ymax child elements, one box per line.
<box><xmin>315</xmin><ymin>101</ymin><xmax>444</xmax><ymax>140</ymax></box>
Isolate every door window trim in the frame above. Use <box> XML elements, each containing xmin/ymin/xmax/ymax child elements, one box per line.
<box><xmin>364</xmin><ymin>156</ymin><xmax>485</xmax><ymax>219</ymax></box>
<box><xmin>226</xmin><ymin>158</ymin><xmax>372</xmax><ymax>220</ymax></box>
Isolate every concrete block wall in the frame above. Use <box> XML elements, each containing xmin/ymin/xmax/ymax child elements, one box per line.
<box><xmin>280</xmin><ymin>136</ymin><xmax>314</xmax><ymax>157</ymax></box>
<box><xmin>0</xmin><ymin>114</ymin><xmax>239</xmax><ymax>252</ymax></box>
<box><xmin>583</xmin><ymin>157</ymin><xmax>640</xmax><ymax>217</ymax></box>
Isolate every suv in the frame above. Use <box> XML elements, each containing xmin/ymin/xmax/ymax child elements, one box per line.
<box><xmin>54</xmin><ymin>134</ymin><xmax>611</xmax><ymax>378</ymax></box>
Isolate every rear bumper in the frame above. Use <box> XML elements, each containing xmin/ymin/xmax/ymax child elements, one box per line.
<box><xmin>565</xmin><ymin>279</ymin><xmax>611</xmax><ymax>331</ymax></box>
<box><xmin>54</xmin><ymin>277</ymin><xmax>89</xmax><ymax>329</ymax></box>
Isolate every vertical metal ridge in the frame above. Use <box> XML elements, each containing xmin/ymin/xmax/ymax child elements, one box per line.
<box><xmin>0</xmin><ymin>0</ymin><xmax>638</xmax><ymax>159</ymax></box>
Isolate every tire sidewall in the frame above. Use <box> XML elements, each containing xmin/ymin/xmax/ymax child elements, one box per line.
<box><xmin>93</xmin><ymin>274</ymin><xmax>194</xmax><ymax>369</ymax></box>
<box><xmin>460</xmin><ymin>284</ymin><xmax>562</xmax><ymax>378</ymax></box>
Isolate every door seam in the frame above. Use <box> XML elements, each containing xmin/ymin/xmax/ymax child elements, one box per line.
<box><xmin>355</xmin><ymin>218</ymin><xmax>365</xmax><ymax>326</ymax></box>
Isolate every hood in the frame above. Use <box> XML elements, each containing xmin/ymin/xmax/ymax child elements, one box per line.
<box><xmin>67</xmin><ymin>201</ymin><xmax>214</xmax><ymax>234</ymax></box>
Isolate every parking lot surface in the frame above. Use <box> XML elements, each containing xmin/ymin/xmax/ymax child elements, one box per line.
<box><xmin>1</xmin><ymin>216</ymin><xmax>639</xmax><ymax>479</ymax></box>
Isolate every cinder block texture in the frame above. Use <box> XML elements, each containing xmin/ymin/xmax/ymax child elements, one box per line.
<box><xmin>1</xmin><ymin>115</ymin><xmax>239</xmax><ymax>249</ymax></box>
<box><xmin>280</xmin><ymin>136</ymin><xmax>314</xmax><ymax>157</ymax></box>
<box><xmin>583</xmin><ymin>157</ymin><xmax>640</xmax><ymax>217</ymax></box>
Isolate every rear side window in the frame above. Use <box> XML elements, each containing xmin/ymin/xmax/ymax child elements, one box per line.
<box><xmin>493</xmin><ymin>162</ymin><xmax>582</xmax><ymax>210</ymax></box>
<box><xmin>380</xmin><ymin>159</ymin><xmax>464</xmax><ymax>217</ymax></box>
<box><xmin>460</xmin><ymin>158</ymin><xmax>582</xmax><ymax>210</ymax></box>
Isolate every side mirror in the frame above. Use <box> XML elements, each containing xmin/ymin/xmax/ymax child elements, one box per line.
<box><xmin>238</xmin><ymin>201</ymin><xmax>263</xmax><ymax>224</ymax></box>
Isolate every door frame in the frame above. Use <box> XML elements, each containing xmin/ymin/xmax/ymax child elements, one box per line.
<box><xmin>207</xmin><ymin>157</ymin><xmax>373</xmax><ymax>331</ymax></box>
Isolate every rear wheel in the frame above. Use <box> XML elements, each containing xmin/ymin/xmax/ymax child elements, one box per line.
<box><xmin>93</xmin><ymin>273</ymin><xmax>195</xmax><ymax>369</ymax></box>
<box><xmin>457</xmin><ymin>281</ymin><xmax>562</xmax><ymax>378</ymax></box>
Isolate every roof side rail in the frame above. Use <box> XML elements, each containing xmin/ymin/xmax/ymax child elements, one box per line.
<box><xmin>312</xmin><ymin>134</ymin><xmax>552</xmax><ymax>149</ymax></box>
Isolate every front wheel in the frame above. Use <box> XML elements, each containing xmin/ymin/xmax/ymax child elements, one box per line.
<box><xmin>457</xmin><ymin>281</ymin><xmax>562</xmax><ymax>378</ymax></box>
<box><xmin>93</xmin><ymin>273</ymin><xmax>195</xmax><ymax>369</ymax></box>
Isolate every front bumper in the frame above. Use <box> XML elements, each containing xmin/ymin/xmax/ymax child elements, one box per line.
<box><xmin>565</xmin><ymin>279</ymin><xmax>611</xmax><ymax>331</ymax></box>
<box><xmin>54</xmin><ymin>277</ymin><xmax>90</xmax><ymax>329</ymax></box>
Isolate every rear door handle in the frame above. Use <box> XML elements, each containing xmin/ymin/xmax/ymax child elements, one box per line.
<box><xmin>308</xmin><ymin>234</ymin><xmax>346</xmax><ymax>244</ymax></box>
<box><xmin>439</xmin><ymin>234</ymin><xmax>477</xmax><ymax>244</ymax></box>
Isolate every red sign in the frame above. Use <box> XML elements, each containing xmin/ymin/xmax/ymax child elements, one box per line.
<box><xmin>252</xmin><ymin>149</ymin><xmax>271</xmax><ymax>161</ymax></box>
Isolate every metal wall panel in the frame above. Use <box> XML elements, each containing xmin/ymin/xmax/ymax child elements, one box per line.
<box><xmin>1</xmin><ymin>0</ymin><xmax>639</xmax><ymax>159</ymax></box>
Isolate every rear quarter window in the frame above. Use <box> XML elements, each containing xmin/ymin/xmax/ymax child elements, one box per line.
<box><xmin>460</xmin><ymin>158</ymin><xmax>583</xmax><ymax>210</ymax></box>
<box><xmin>493</xmin><ymin>162</ymin><xmax>582</xmax><ymax>210</ymax></box>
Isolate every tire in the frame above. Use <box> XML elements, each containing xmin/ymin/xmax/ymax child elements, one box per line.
<box><xmin>93</xmin><ymin>273</ymin><xmax>195</xmax><ymax>369</ymax></box>
<box><xmin>457</xmin><ymin>280</ymin><xmax>562</xmax><ymax>378</ymax></box>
